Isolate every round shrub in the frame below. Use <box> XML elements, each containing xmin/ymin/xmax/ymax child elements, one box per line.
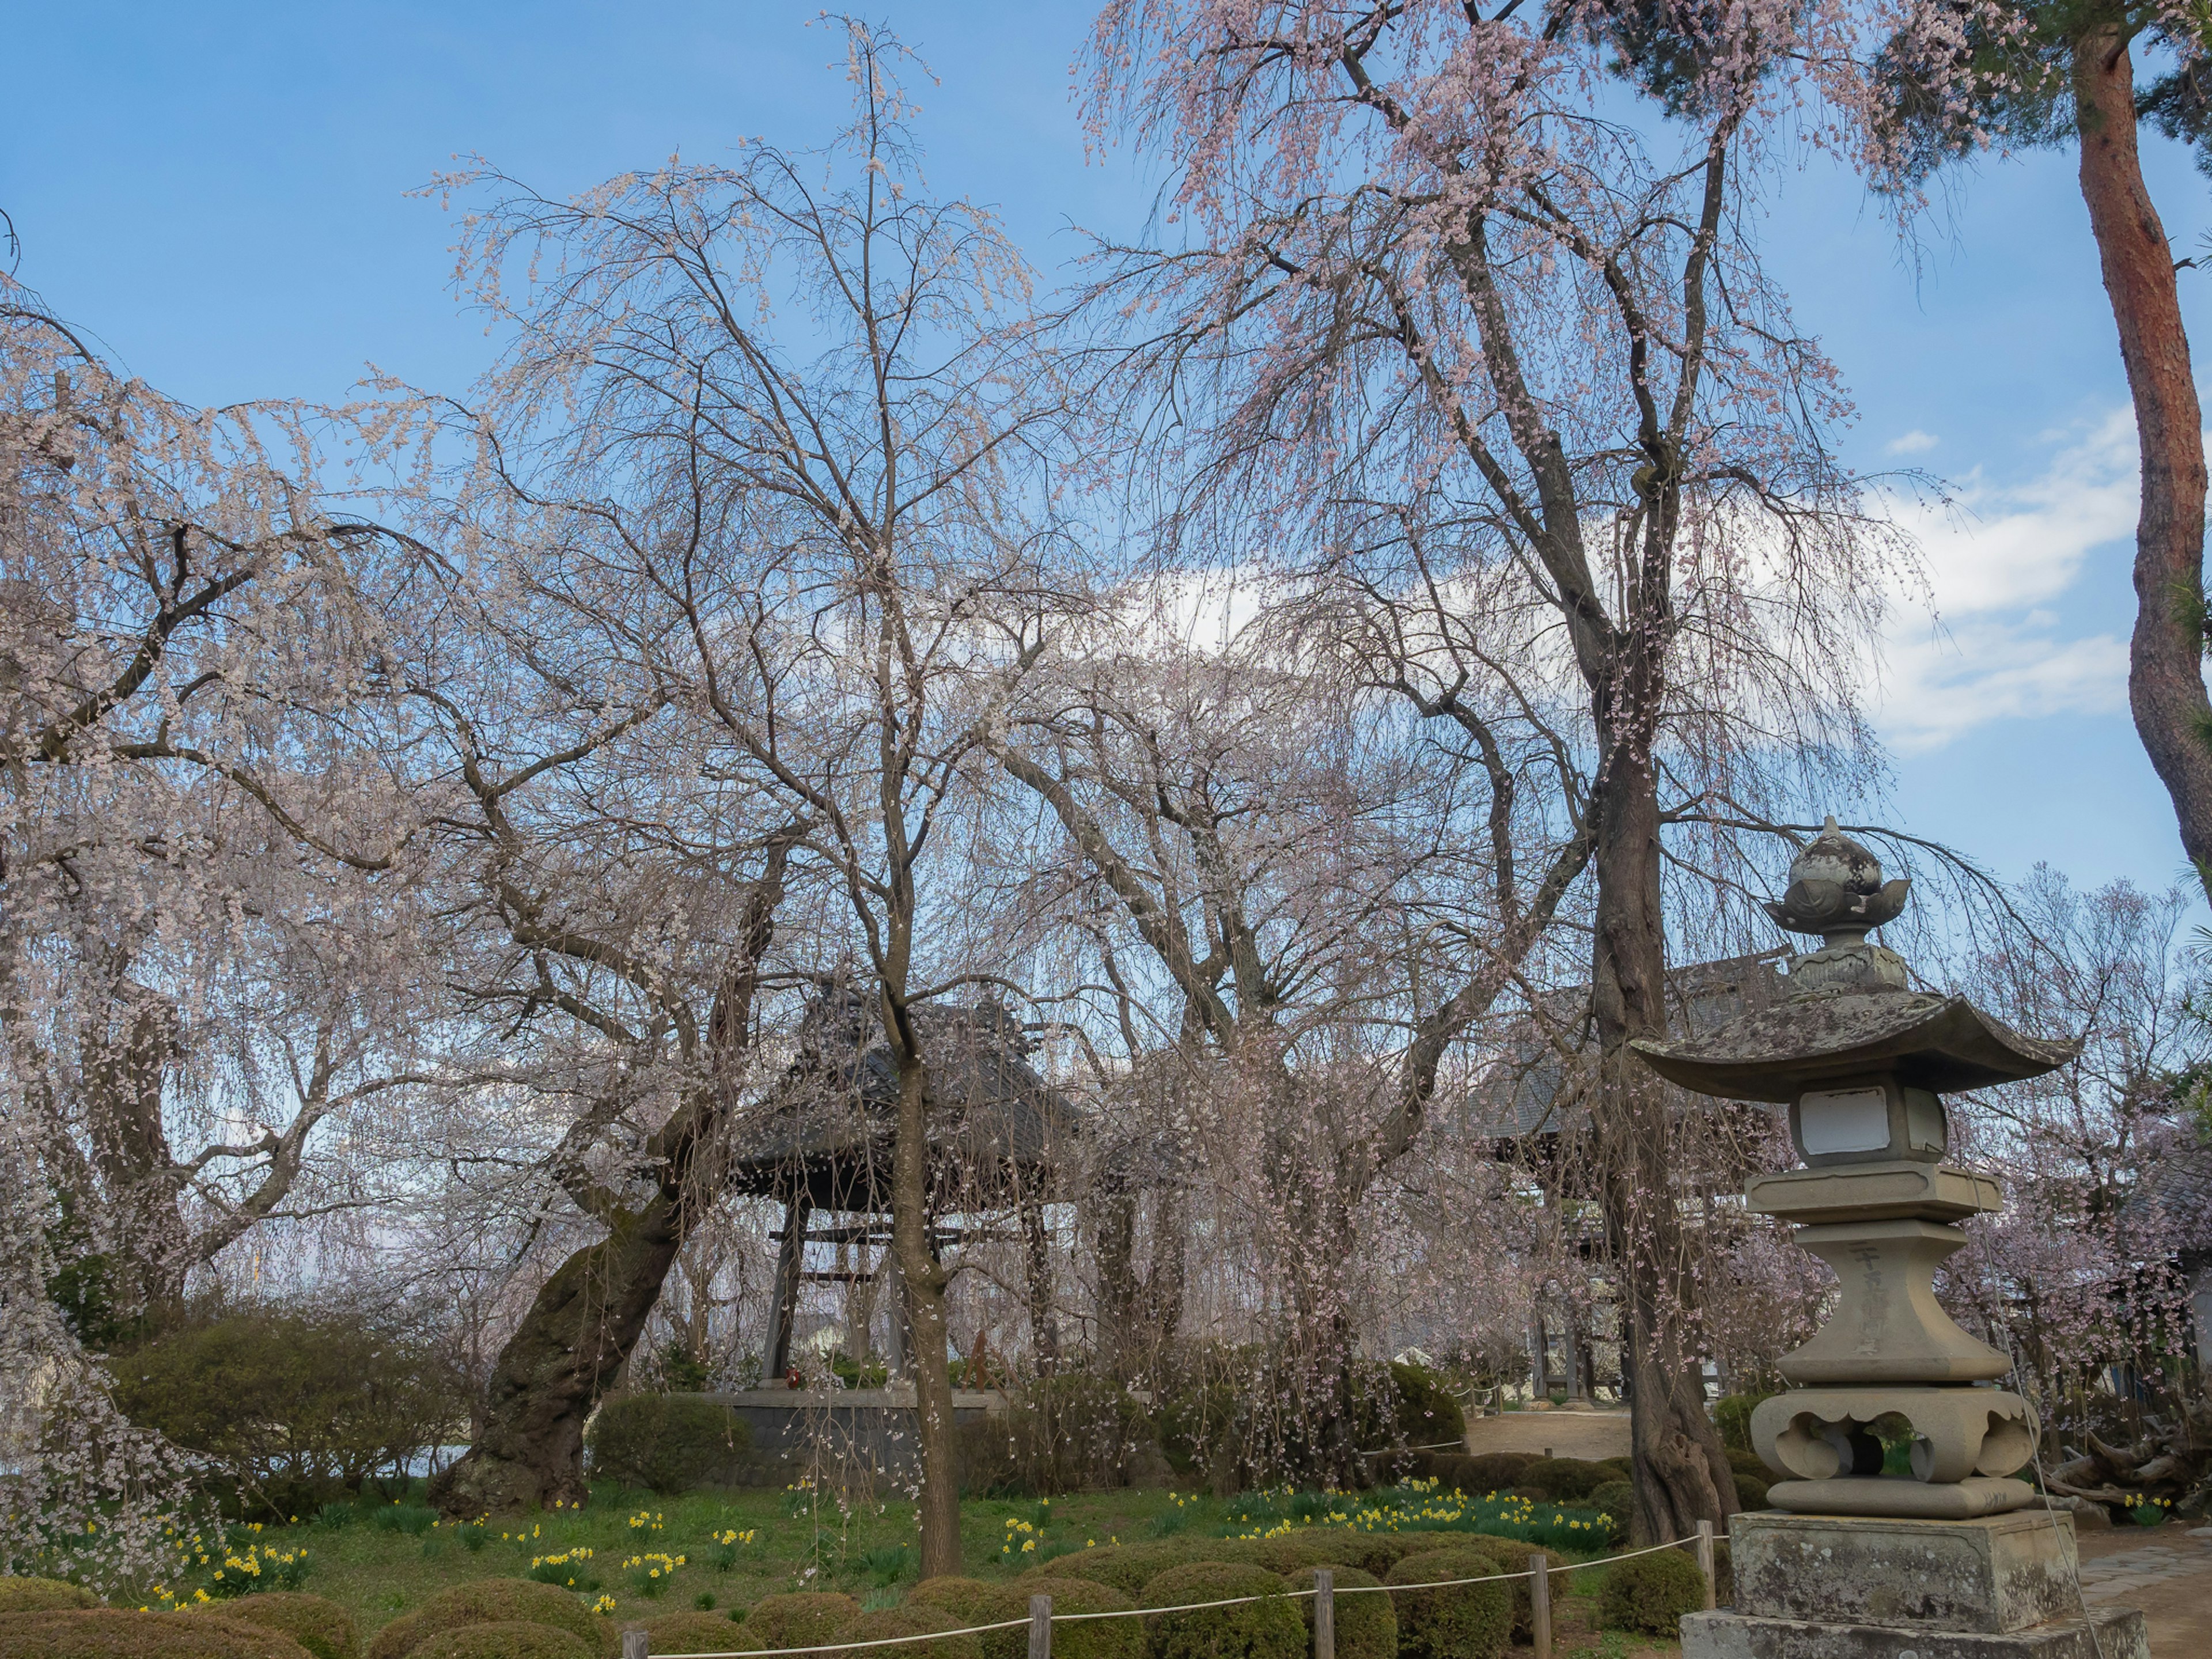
<box><xmin>404</xmin><ymin>1626</ymin><xmax>593</xmax><ymax>1659</ymax></box>
<box><xmin>1441</xmin><ymin>1539</ymin><xmax>1566</xmax><ymax>1644</ymax></box>
<box><xmin>1724</xmin><ymin>1448</ymin><xmax>1768</xmax><ymax>1483</ymax></box>
<box><xmin>828</xmin><ymin>1606</ymin><xmax>980</xmax><ymax>1659</ymax></box>
<box><xmin>1732</xmin><ymin>1470</ymin><xmax>1770</xmax><ymax>1512</ymax></box>
<box><xmin>1516</xmin><ymin>1459</ymin><xmax>1609</xmax><ymax>1502</ymax></box>
<box><xmin>1588</xmin><ymin>1480</ymin><xmax>1633</xmax><ymax>1520</ymax></box>
<box><xmin>1452</xmin><ymin>1454</ymin><xmax>1533</xmax><ymax>1493</ymax></box>
<box><xmin>1384</xmin><ymin>1364</ymin><xmax>1465</xmax><ymax>1454</ymax></box>
<box><xmin>1279</xmin><ymin>1566</ymin><xmax>1393</xmax><ymax>1659</ymax></box>
<box><xmin>586</xmin><ymin>1394</ymin><xmax>754</xmax><ymax>1493</ymax></box>
<box><xmin>1598</xmin><ymin>1547</ymin><xmax>1707</xmax><ymax>1637</ymax></box>
<box><xmin>1031</xmin><ymin>1543</ymin><xmax>1199</xmax><ymax>1598</ymax></box>
<box><xmin>1382</xmin><ymin>1550</ymin><xmax>1510</xmax><ymax>1659</ymax></box>
<box><xmin>909</xmin><ymin>1579</ymin><xmax>1027</xmax><ymax>1659</ymax></box>
<box><xmin>0</xmin><ymin>1609</ymin><xmax>313</xmax><ymax>1658</ymax></box>
<box><xmin>1310</xmin><ymin>1535</ymin><xmax>1420</xmax><ymax>1576</ymax></box>
<box><xmin>365</xmin><ymin>1581</ymin><xmax>596</xmax><ymax>1659</ymax></box>
<box><xmin>203</xmin><ymin>1594</ymin><xmax>358</xmax><ymax>1659</ymax></box>
<box><xmin>1013</xmin><ymin>1578</ymin><xmax>1142</xmax><ymax>1659</ymax></box>
<box><xmin>740</xmin><ymin>1594</ymin><xmax>860</xmax><ymax>1652</ymax></box>
<box><xmin>0</xmin><ymin>1575</ymin><xmax>99</xmax><ymax>1612</ymax></box>
<box><xmin>1232</xmin><ymin>1537</ymin><xmax>1343</xmax><ymax>1576</ymax></box>
<box><xmin>1138</xmin><ymin>1563</ymin><xmax>1302</xmax><ymax>1659</ymax></box>
<box><xmin>620</xmin><ymin>1612</ymin><xmax>755</xmax><ymax>1656</ymax></box>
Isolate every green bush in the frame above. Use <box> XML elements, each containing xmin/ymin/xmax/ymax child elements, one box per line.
<box><xmin>402</xmin><ymin>1627</ymin><xmax>593</xmax><ymax>1659</ymax></box>
<box><xmin>1588</xmin><ymin>1480</ymin><xmax>1633</xmax><ymax>1519</ymax></box>
<box><xmin>1382</xmin><ymin>1550</ymin><xmax>1510</xmax><ymax>1659</ymax></box>
<box><xmin>828</xmin><ymin>1606</ymin><xmax>980</xmax><ymax>1659</ymax></box>
<box><xmin>1514</xmin><ymin>1459</ymin><xmax>1609</xmax><ymax>1502</ymax></box>
<box><xmin>1012</xmin><ymin>1578</ymin><xmax>1142</xmax><ymax>1659</ymax></box>
<box><xmin>619</xmin><ymin>1613</ymin><xmax>752</xmax><ymax>1656</ymax></box>
<box><xmin>1228</xmin><ymin>1536</ymin><xmax>1342</xmax><ymax>1575</ymax></box>
<box><xmin>1437</xmin><ymin>1453</ymin><xmax>1531</xmax><ymax>1493</ymax></box>
<box><xmin>909</xmin><ymin>1578</ymin><xmax>1027</xmax><ymax>1659</ymax></box>
<box><xmin>111</xmin><ymin>1309</ymin><xmax>468</xmax><ymax>1521</ymax></box>
<box><xmin>363</xmin><ymin>1581</ymin><xmax>597</xmax><ymax>1659</ymax></box>
<box><xmin>1732</xmin><ymin>1470</ymin><xmax>1770</xmax><ymax>1512</ymax></box>
<box><xmin>1712</xmin><ymin>1394</ymin><xmax>1779</xmax><ymax>1456</ymax></box>
<box><xmin>585</xmin><ymin>1395</ymin><xmax>754</xmax><ymax>1493</ymax></box>
<box><xmin>1029</xmin><ymin>1542</ymin><xmax>1203</xmax><ymax>1597</ymax></box>
<box><xmin>1442</xmin><ymin>1539</ymin><xmax>1565</xmax><ymax>1644</ymax></box>
<box><xmin>1382</xmin><ymin>1366</ymin><xmax>1464</xmax><ymax>1456</ymax></box>
<box><xmin>1279</xmin><ymin>1566</ymin><xmax>1393</xmax><ymax>1659</ymax></box>
<box><xmin>1305</xmin><ymin>1534</ymin><xmax>1421</xmax><ymax>1575</ymax></box>
<box><xmin>1138</xmin><ymin>1563</ymin><xmax>1302</xmax><ymax>1659</ymax></box>
<box><xmin>0</xmin><ymin>1574</ymin><xmax>99</xmax><ymax>1611</ymax></box>
<box><xmin>0</xmin><ymin>1610</ymin><xmax>313</xmax><ymax>1658</ymax></box>
<box><xmin>740</xmin><ymin>1593</ymin><xmax>860</xmax><ymax>1651</ymax></box>
<box><xmin>1599</xmin><ymin>1547</ymin><xmax>1707</xmax><ymax>1637</ymax></box>
<box><xmin>1724</xmin><ymin>1449</ymin><xmax>1767</xmax><ymax>1482</ymax></box>
<box><xmin>199</xmin><ymin>1594</ymin><xmax>357</xmax><ymax>1659</ymax></box>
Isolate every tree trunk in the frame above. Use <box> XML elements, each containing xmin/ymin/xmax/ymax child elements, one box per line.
<box><xmin>891</xmin><ymin>1046</ymin><xmax>963</xmax><ymax>1576</ymax></box>
<box><xmin>429</xmin><ymin>1202</ymin><xmax>685</xmax><ymax>1514</ymax></box>
<box><xmin>2075</xmin><ymin>28</ymin><xmax>2212</xmax><ymax>896</ymax></box>
<box><xmin>1589</xmin><ymin>742</ymin><xmax>1738</xmax><ymax>1543</ymax></box>
<box><xmin>1020</xmin><ymin>1187</ymin><xmax>1059</xmax><ymax>1378</ymax></box>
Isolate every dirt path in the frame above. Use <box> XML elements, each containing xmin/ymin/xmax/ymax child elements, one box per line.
<box><xmin>1462</xmin><ymin>1410</ymin><xmax>1631</xmax><ymax>1460</ymax></box>
<box><xmin>2074</xmin><ymin>1522</ymin><xmax>2212</xmax><ymax>1656</ymax></box>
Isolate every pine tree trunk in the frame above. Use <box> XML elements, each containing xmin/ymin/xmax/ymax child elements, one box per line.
<box><xmin>2075</xmin><ymin>28</ymin><xmax>2212</xmax><ymax>895</ymax></box>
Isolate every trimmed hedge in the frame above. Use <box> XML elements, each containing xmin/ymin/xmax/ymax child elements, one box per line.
<box><xmin>1382</xmin><ymin>1550</ymin><xmax>1510</xmax><ymax>1659</ymax></box>
<box><xmin>586</xmin><ymin>1394</ymin><xmax>753</xmax><ymax>1493</ymax></box>
<box><xmin>1010</xmin><ymin>1578</ymin><xmax>1143</xmax><ymax>1659</ymax></box>
<box><xmin>1449</xmin><ymin>1453</ymin><xmax>1533</xmax><ymax>1493</ymax></box>
<box><xmin>1137</xmin><ymin>1563</ymin><xmax>1303</xmax><ymax>1659</ymax></box>
<box><xmin>1599</xmin><ymin>1547</ymin><xmax>1707</xmax><ymax>1637</ymax></box>
<box><xmin>619</xmin><ymin>1613</ymin><xmax>752</xmax><ymax>1656</ymax></box>
<box><xmin>1304</xmin><ymin>1535</ymin><xmax>1422</xmax><ymax>1576</ymax></box>
<box><xmin>1226</xmin><ymin>1537</ymin><xmax>1342</xmax><ymax>1576</ymax></box>
<box><xmin>1732</xmin><ymin>1471</ymin><xmax>1770</xmax><ymax>1512</ymax></box>
<box><xmin>1029</xmin><ymin>1543</ymin><xmax>1203</xmax><ymax>1598</ymax></box>
<box><xmin>828</xmin><ymin>1607</ymin><xmax>980</xmax><ymax>1659</ymax></box>
<box><xmin>364</xmin><ymin>1582</ymin><xmax>597</xmax><ymax>1659</ymax></box>
<box><xmin>0</xmin><ymin>1609</ymin><xmax>313</xmax><ymax>1658</ymax></box>
<box><xmin>0</xmin><ymin>1575</ymin><xmax>99</xmax><ymax>1612</ymax></box>
<box><xmin>200</xmin><ymin>1594</ymin><xmax>358</xmax><ymax>1659</ymax></box>
<box><xmin>1279</xmin><ymin>1566</ymin><xmax>1393</xmax><ymax>1659</ymax></box>
<box><xmin>1725</xmin><ymin>1448</ymin><xmax>1768</xmax><ymax>1483</ymax></box>
<box><xmin>740</xmin><ymin>1594</ymin><xmax>861</xmax><ymax>1652</ymax></box>
<box><xmin>1514</xmin><ymin>1458</ymin><xmax>1610</xmax><ymax>1502</ymax></box>
<box><xmin>909</xmin><ymin>1579</ymin><xmax>1026</xmax><ymax>1659</ymax></box>
<box><xmin>1588</xmin><ymin>1480</ymin><xmax>1633</xmax><ymax>1520</ymax></box>
<box><xmin>1445</xmin><ymin>1538</ymin><xmax>1566</xmax><ymax>1644</ymax></box>
<box><xmin>402</xmin><ymin>1626</ymin><xmax>593</xmax><ymax>1659</ymax></box>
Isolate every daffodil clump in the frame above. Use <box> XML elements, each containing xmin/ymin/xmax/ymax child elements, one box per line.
<box><xmin>527</xmin><ymin>1546</ymin><xmax>598</xmax><ymax>1589</ymax></box>
<box><xmin>709</xmin><ymin>1527</ymin><xmax>757</xmax><ymax>1571</ymax></box>
<box><xmin>147</xmin><ymin>1533</ymin><xmax>311</xmax><ymax>1604</ymax></box>
<box><xmin>1219</xmin><ymin>1478</ymin><xmax>1616</xmax><ymax>1554</ymax></box>
<box><xmin>624</xmin><ymin>1549</ymin><xmax>687</xmax><ymax>1597</ymax></box>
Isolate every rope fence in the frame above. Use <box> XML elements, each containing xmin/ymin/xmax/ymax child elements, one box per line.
<box><xmin>632</xmin><ymin>1524</ymin><xmax>1719</xmax><ymax>1659</ymax></box>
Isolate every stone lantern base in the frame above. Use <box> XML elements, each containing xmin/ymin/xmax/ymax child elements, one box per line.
<box><xmin>1679</xmin><ymin>1510</ymin><xmax>2149</xmax><ymax>1659</ymax></box>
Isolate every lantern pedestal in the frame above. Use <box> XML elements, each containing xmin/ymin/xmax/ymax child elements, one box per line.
<box><xmin>1681</xmin><ymin>1510</ymin><xmax>2147</xmax><ymax>1657</ymax></box>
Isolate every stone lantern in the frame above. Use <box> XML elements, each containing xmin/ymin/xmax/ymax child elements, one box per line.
<box><xmin>1634</xmin><ymin>820</ymin><xmax>2147</xmax><ymax>1658</ymax></box>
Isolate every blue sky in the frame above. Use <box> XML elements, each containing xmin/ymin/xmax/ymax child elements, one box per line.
<box><xmin>6</xmin><ymin>2</ymin><xmax>2202</xmax><ymax>904</ymax></box>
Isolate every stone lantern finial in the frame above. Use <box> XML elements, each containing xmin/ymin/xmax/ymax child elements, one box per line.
<box><xmin>1762</xmin><ymin>817</ymin><xmax>1912</xmax><ymax>994</ymax></box>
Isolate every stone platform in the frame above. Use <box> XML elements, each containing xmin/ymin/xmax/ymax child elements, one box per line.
<box><xmin>1681</xmin><ymin>1509</ymin><xmax>2150</xmax><ymax>1659</ymax></box>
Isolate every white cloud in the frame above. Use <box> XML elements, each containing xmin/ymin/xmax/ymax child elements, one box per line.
<box><xmin>1872</xmin><ymin>408</ymin><xmax>2140</xmax><ymax>752</ymax></box>
<box><xmin>1885</xmin><ymin>429</ymin><xmax>1941</xmax><ymax>454</ymax></box>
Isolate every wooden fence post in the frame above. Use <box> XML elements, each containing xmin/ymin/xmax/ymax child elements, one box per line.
<box><xmin>1527</xmin><ymin>1554</ymin><xmax>1550</xmax><ymax>1659</ymax></box>
<box><xmin>622</xmin><ymin>1631</ymin><xmax>648</xmax><ymax>1659</ymax></box>
<box><xmin>1313</xmin><ymin>1567</ymin><xmax>1334</xmax><ymax>1659</ymax></box>
<box><xmin>1695</xmin><ymin>1521</ymin><xmax>1717</xmax><ymax>1612</ymax></box>
<box><xmin>1029</xmin><ymin>1593</ymin><xmax>1053</xmax><ymax>1659</ymax></box>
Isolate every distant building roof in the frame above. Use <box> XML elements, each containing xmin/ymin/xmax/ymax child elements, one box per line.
<box><xmin>1459</xmin><ymin>952</ymin><xmax>1789</xmax><ymax>1142</ymax></box>
<box><xmin>729</xmin><ymin>979</ymin><xmax>1080</xmax><ymax>1210</ymax></box>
